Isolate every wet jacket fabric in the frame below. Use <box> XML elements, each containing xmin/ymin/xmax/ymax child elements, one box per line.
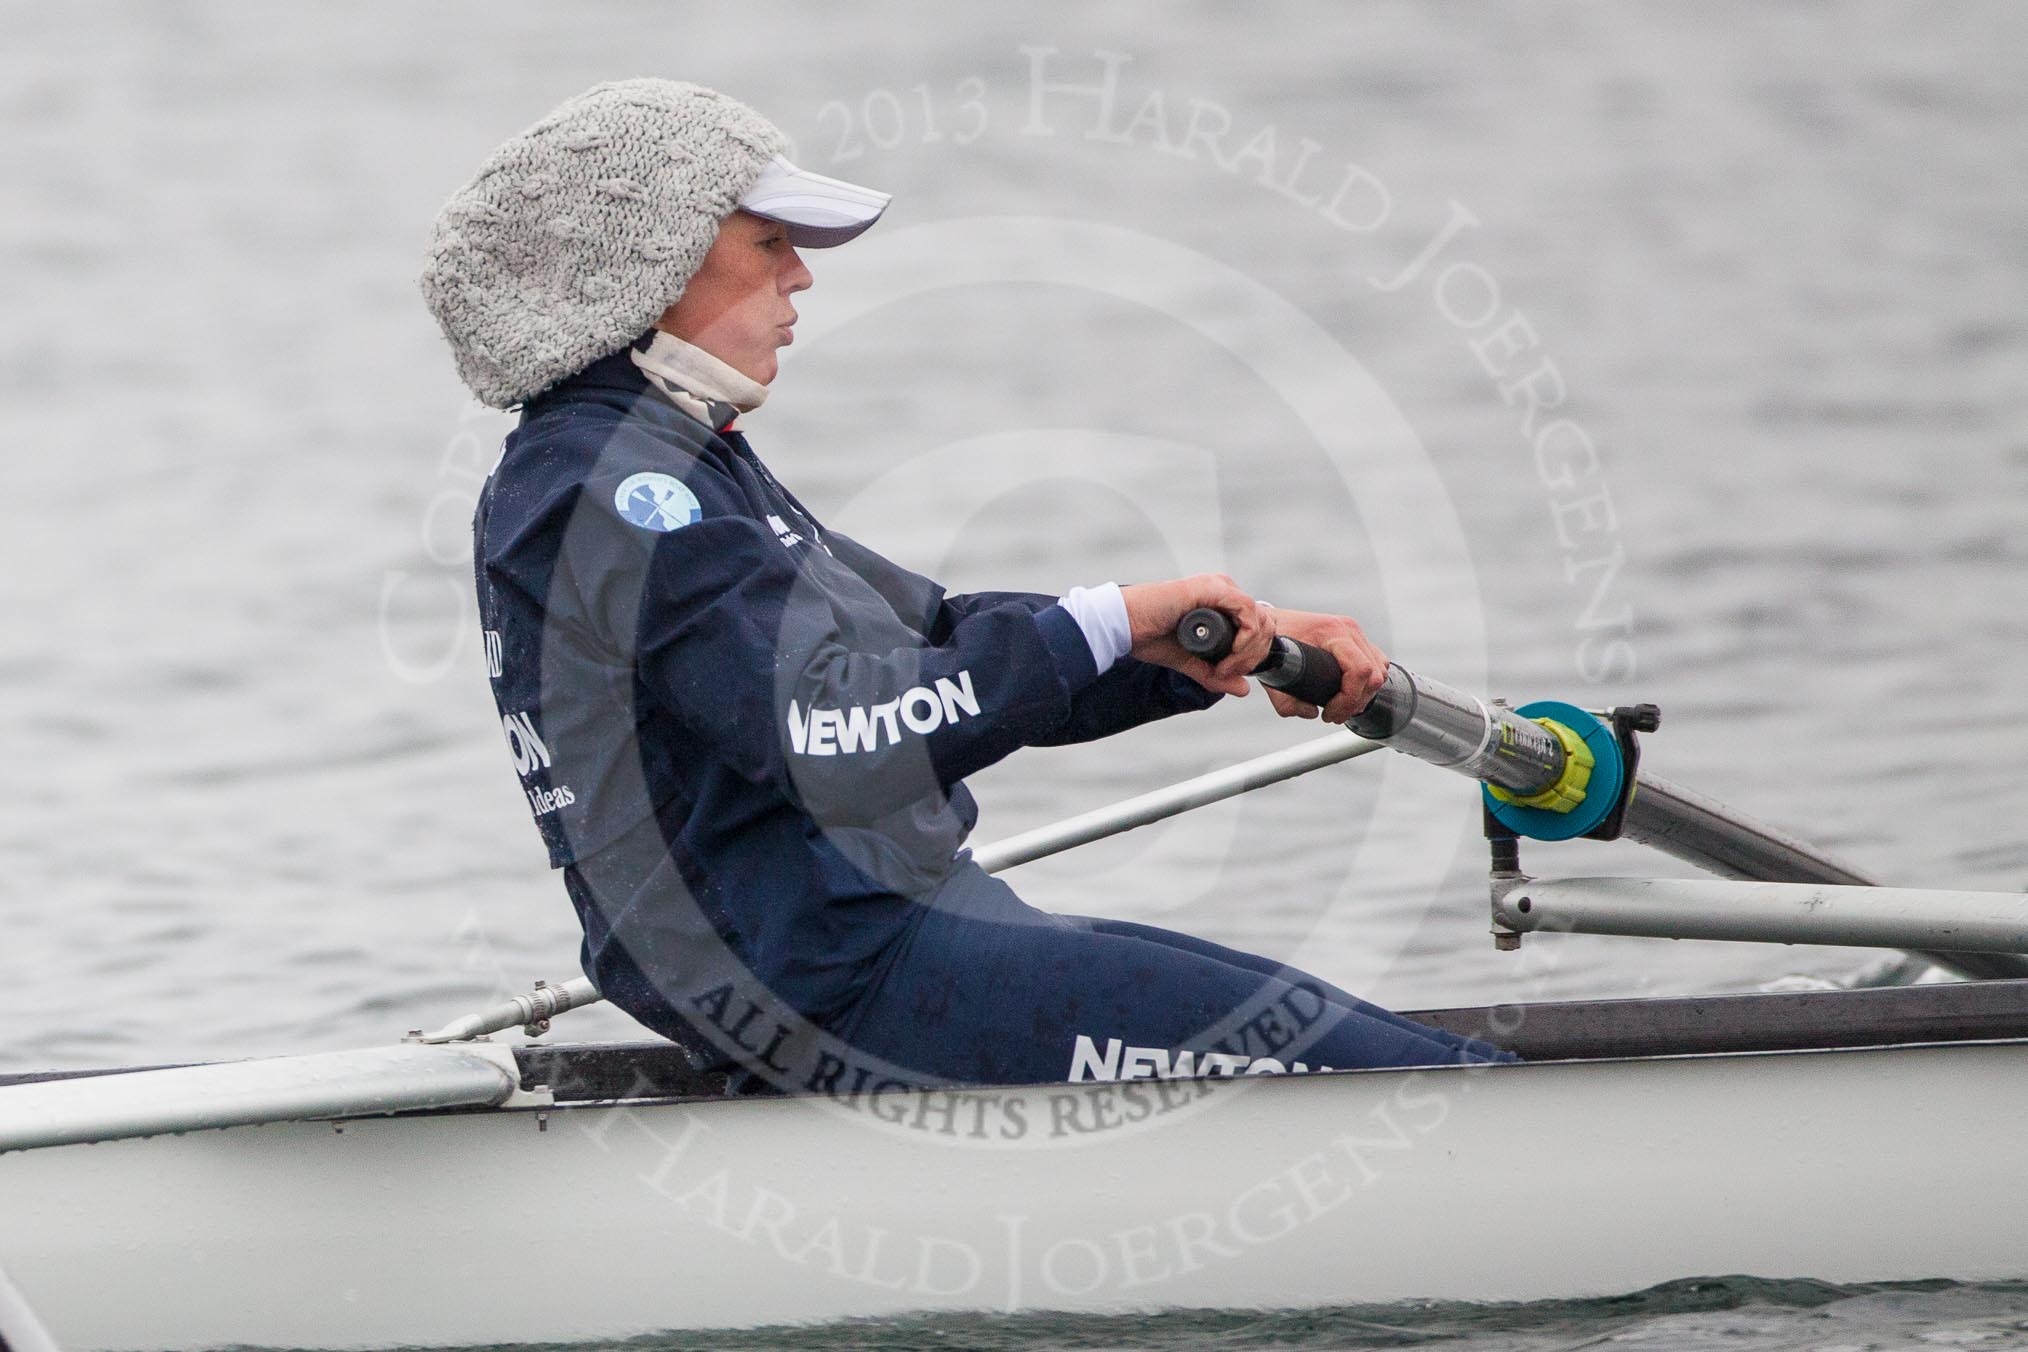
<box><xmin>471</xmin><ymin>349</ymin><xmax>1216</xmax><ymax>1027</ymax></box>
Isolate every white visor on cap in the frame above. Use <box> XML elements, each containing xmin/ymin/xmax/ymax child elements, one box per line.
<box><xmin>737</xmin><ymin>155</ymin><xmax>891</xmax><ymax>247</ymax></box>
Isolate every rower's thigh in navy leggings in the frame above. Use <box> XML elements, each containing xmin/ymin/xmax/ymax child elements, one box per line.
<box><xmin>1061</xmin><ymin>914</ymin><xmax>1498</xmax><ymax>1051</ymax></box>
<box><xmin>840</xmin><ymin>865</ymin><xmax>1510</xmax><ymax>1085</ymax></box>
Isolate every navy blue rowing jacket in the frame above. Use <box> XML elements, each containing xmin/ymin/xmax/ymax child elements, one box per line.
<box><xmin>472</xmin><ymin>350</ymin><xmax>1217</xmax><ymax>1028</ymax></box>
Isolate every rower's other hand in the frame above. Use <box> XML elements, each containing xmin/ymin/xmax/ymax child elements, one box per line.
<box><xmin>1260</xmin><ymin>608</ymin><xmax>1388</xmax><ymax>723</ymax></box>
<box><xmin>1120</xmin><ymin>574</ymin><xmax>1274</xmax><ymax>697</ymax></box>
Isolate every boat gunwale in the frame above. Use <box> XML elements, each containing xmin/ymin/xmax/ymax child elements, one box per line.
<box><xmin>495</xmin><ymin>1033</ymin><xmax>2028</xmax><ymax>1119</ymax></box>
<box><xmin>9</xmin><ymin>978</ymin><xmax>2024</xmax><ymax>1115</ymax></box>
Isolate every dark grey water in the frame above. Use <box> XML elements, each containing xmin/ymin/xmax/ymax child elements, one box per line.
<box><xmin>448</xmin><ymin>1280</ymin><xmax>2028</xmax><ymax>1351</ymax></box>
<box><xmin>4</xmin><ymin>1</ymin><xmax>2027</xmax><ymax>1347</ymax></box>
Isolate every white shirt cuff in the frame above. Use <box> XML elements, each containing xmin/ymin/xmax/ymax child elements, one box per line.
<box><xmin>1058</xmin><ymin>582</ymin><xmax>1132</xmax><ymax>675</ymax></box>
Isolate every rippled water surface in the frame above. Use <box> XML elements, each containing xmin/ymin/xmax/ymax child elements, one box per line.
<box><xmin>4</xmin><ymin>1</ymin><xmax>2026</xmax><ymax>1347</ymax></box>
<box><xmin>489</xmin><ymin>1280</ymin><xmax>2028</xmax><ymax>1351</ymax></box>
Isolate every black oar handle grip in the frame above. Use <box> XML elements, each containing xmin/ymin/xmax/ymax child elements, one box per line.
<box><xmin>1175</xmin><ymin>607</ymin><xmax>1345</xmax><ymax>708</ymax></box>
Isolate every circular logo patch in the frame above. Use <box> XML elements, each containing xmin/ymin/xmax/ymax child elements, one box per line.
<box><xmin>613</xmin><ymin>472</ymin><xmax>702</xmax><ymax>533</ymax></box>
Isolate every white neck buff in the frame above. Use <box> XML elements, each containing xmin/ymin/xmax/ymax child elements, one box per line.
<box><xmin>629</xmin><ymin>330</ymin><xmax>770</xmax><ymax>429</ymax></box>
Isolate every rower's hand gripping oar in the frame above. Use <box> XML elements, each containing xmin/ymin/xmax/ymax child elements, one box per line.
<box><xmin>1175</xmin><ymin>607</ymin><xmax>1346</xmax><ymax>708</ymax></box>
<box><xmin>1174</xmin><ymin>608</ymin><xmax>1644</xmax><ymax>840</ymax></box>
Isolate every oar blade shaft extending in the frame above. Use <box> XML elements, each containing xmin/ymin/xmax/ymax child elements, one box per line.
<box><xmin>1622</xmin><ymin>774</ymin><xmax>1871</xmax><ymax>886</ymax></box>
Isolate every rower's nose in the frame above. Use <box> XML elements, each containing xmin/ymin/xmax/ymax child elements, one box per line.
<box><xmin>782</xmin><ymin>246</ymin><xmax>813</xmax><ymax>295</ymax></box>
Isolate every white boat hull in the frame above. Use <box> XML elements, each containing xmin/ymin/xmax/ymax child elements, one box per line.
<box><xmin>4</xmin><ymin>1038</ymin><xmax>2026</xmax><ymax>1350</ymax></box>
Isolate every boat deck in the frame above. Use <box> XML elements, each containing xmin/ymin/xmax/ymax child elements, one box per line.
<box><xmin>502</xmin><ymin>977</ymin><xmax>2028</xmax><ymax>1103</ymax></box>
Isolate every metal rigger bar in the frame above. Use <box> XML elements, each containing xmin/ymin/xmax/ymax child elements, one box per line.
<box><xmin>1493</xmin><ymin>876</ymin><xmax>2028</xmax><ymax>955</ymax></box>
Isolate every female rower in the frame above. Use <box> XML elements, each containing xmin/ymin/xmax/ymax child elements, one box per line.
<box><xmin>421</xmin><ymin>79</ymin><xmax>1509</xmax><ymax>1090</ymax></box>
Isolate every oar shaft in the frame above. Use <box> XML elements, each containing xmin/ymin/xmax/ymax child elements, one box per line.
<box><xmin>1348</xmin><ymin>665</ymin><xmax>1566</xmax><ymax>798</ymax></box>
<box><xmin>1622</xmin><ymin>773</ymin><xmax>1872</xmax><ymax>886</ymax></box>
<box><xmin>1173</xmin><ymin>610</ymin><xmax>1568</xmax><ymax>799</ymax></box>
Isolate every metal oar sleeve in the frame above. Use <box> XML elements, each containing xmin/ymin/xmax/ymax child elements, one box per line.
<box><xmin>1173</xmin><ymin>610</ymin><xmax>1567</xmax><ymax>800</ymax></box>
<box><xmin>1349</xmin><ymin>665</ymin><xmax>1566</xmax><ymax>799</ymax></box>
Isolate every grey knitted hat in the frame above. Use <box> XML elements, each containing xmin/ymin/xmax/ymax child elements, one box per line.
<box><xmin>421</xmin><ymin>79</ymin><xmax>787</xmax><ymax>409</ymax></box>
